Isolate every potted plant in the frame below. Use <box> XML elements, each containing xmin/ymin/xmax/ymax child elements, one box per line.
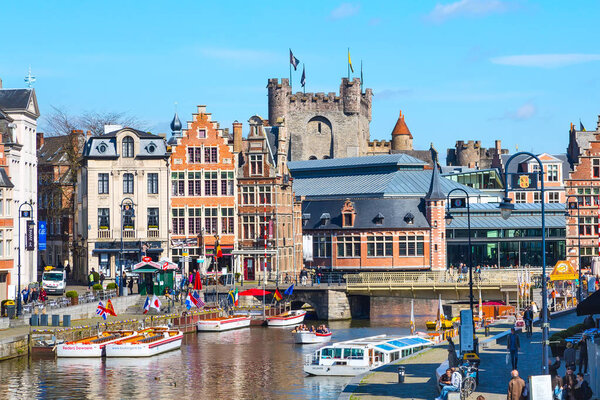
<box><xmin>106</xmin><ymin>282</ymin><xmax>117</xmax><ymax>290</ymax></box>
<box><xmin>65</xmin><ymin>290</ymin><xmax>79</xmax><ymax>306</ymax></box>
<box><xmin>92</xmin><ymin>283</ymin><xmax>102</xmax><ymax>292</ymax></box>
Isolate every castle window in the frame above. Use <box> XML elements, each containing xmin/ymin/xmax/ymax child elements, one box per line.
<box><xmin>308</xmin><ymin>116</ymin><xmax>332</xmax><ymax>136</ymax></box>
<box><xmin>122</xmin><ymin>136</ymin><xmax>134</xmax><ymax>158</ymax></box>
<box><xmin>250</xmin><ymin>154</ymin><xmax>263</xmax><ymax>175</ymax></box>
<box><xmin>318</xmin><ymin>123</ymin><xmax>322</xmax><ymax>133</ymax></box>
<box><xmin>374</xmin><ymin>213</ymin><xmax>384</xmax><ymax>225</ymax></box>
<box><xmin>593</xmin><ymin>159</ymin><xmax>600</xmax><ymax>178</ymax></box>
<box><xmin>309</xmin><ymin>156</ymin><xmax>317</xmax><ymax>160</ymax></box>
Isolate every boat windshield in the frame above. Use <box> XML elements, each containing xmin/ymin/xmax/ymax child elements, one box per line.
<box><xmin>321</xmin><ymin>347</ymin><xmax>363</xmax><ymax>359</ymax></box>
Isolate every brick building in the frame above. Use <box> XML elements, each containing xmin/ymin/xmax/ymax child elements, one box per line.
<box><xmin>0</xmin><ymin>110</ymin><xmax>13</xmax><ymax>301</ymax></box>
<box><xmin>233</xmin><ymin>116</ymin><xmax>302</xmax><ymax>282</ymax></box>
<box><xmin>168</xmin><ymin>107</ymin><xmax>237</xmax><ymax>274</ymax></box>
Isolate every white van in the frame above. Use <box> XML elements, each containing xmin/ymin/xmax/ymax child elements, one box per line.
<box><xmin>42</xmin><ymin>269</ymin><xmax>67</xmax><ymax>295</ymax></box>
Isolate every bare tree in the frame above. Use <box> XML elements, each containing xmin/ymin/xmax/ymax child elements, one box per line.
<box><xmin>42</xmin><ymin>106</ymin><xmax>147</xmax><ymax>137</ymax></box>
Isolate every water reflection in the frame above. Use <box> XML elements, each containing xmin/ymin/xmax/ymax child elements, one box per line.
<box><xmin>0</xmin><ymin>298</ymin><xmax>437</xmax><ymax>399</ymax></box>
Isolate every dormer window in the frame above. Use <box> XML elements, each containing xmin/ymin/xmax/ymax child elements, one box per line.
<box><xmin>97</xmin><ymin>142</ymin><xmax>107</xmax><ymax>154</ymax></box>
<box><xmin>302</xmin><ymin>213</ymin><xmax>311</xmax><ymax>227</ymax></box>
<box><xmin>146</xmin><ymin>142</ymin><xmax>156</xmax><ymax>153</ymax></box>
<box><xmin>320</xmin><ymin>213</ymin><xmax>330</xmax><ymax>226</ymax></box>
<box><xmin>374</xmin><ymin>212</ymin><xmax>384</xmax><ymax>225</ymax></box>
<box><xmin>122</xmin><ymin>136</ymin><xmax>134</xmax><ymax>158</ymax></box>
<box><xmin>341</xmin><ymin>199</ymin><xmax>356</xmax><ymax>228</ymax></box>
<box><xmin>404</xmin><ymin>212</ymin><xmax>414</xmax><ymax>225</ymax></box>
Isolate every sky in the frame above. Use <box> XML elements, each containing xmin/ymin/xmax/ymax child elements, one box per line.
<box><xmin>1</xmin><ymin>0</ymin><xmax>600</xmax><ymax>159</ymax></box>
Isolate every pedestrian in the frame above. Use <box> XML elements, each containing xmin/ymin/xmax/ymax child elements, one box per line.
<box><xmin>574</xmin><ymin>372</ymin><xmax>593</xmax><ymax>400</ymax></box>
<box><xmin>564</xmin><ymin>367</ymin><xmax>577</xmax><ymax>400</ymax></box>
<box><xmin>564</xmin><ymin>342</ymin><xmax>577</xmax><ymax>371</ymax></box>
<box><xmin>447</xmin><ymin>337</ymin><xmax>459</xmax><ymax>368</ymax></box>
<box><xmin>507</xmin><ymin>370</ymin><xmax>526</xmax><ymax>400</ymax></box>
<box><xmin>21</xmin><ymin>287</ymin><xmax>29</xmax><ymax>304</ymax></box>
<box><xmin>549</xmin><ymin>356</ymin><xmax>561</xmax><ymax>379</ymax></box>
<box><xmin>100</xmin><ymin>272</ymin><xmax>105</xmax><ymax>287</ymax></box>
<box><xmin>553</xmin><ymin>373</ymin><xmax>563</xmax><ymax>400</ymax></box>
<box><xmin>65</xmin><ymin>263</ymin><xmax>71</xmax><ymax>279</ymax></box>
<box><xmin>194</xmin><ymin>269</ymin><xmax>202</xmax><ymax>290</ymax></box>
<box><xmin>523</xmin><ymin>306</ymin><xmax>533</xmax><ymax>337</ymax></box>
<box><xmin>578</xmin><ymin>335</ymin><xmax>588</xmax><ymax>374</ymax></box>
<box><xmin>128</xmin><ymin>277</ymin><xmax>134</xmax><ymax>295</ymax></box>
<box><xmin>435</xmin><ymin>367</ymin><xmax>461</xmax><ymax>400</ymax></box>
<box><xmin>88</xmin><ymin>269</ymin><xmax>95</xmax><ymax>289</ymax></box>
<box><xmin>30</xmin><ymin>288</ymin><xmax>39</xmax><ymax>302</ymax></box>
<box><xmin>507</xmin><ymin>327</ymin><xmax>520</xmax><ymax>370</ymax></box>
<box><xmin>39</xmin><ymin>288</ymin><xmax>47</xmax><ymax>303</ymax></box>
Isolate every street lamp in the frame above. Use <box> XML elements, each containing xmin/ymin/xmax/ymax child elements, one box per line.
<box><xmin>17</xmin><ymin>201</ymin><xmax>34</xmax><ymax>317</ymax></box>
<box><xmin>565</xmin><ymin>195</ymin><xmax>582</xmax><ymax>303</ymax></box>
<box><xmin>120</xmin><ymin>197</ymin><xmax>135</xmax><ymax>297</ymax></box>
<box><xmin>498</xmin><ymin>151</ymin><xmax>549</xmax><ymax>375</ymax></box>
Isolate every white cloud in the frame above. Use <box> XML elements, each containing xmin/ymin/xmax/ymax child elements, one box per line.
<box><xmin>491</xmin><ymin>54</ymin><xmax>600</xmax><ymax>68</ymax></box>
<box><xmin>426</xmin><ymin>0</ymin><xmax>510</xmax><ymax>23</ymax></box>
<box><xmin>199</xmin><ymin>48</ymin><xmax>278</xmax><ymax>63</ymax></box>
<box><xmin>498</xmin><ymin>102</ymin><xmax>537</xmax><ymax>120</ymax></box>
<box><xmin>330</xmin><ymin>3</ymin><xmax>360</xmax><ymax>20</ymax></box>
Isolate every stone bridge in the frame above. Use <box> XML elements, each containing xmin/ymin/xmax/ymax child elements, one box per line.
<box><xmin>288</xmin><ymin>287</ymin><xmax>370</xmax><ymax>321</ymax></box>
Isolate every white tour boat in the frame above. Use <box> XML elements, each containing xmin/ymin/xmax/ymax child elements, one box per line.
<box><xmin>303</xmin><ymin>335</ymin><xmax>433</xmax><ymax>376</ymax></box>
<box><xmin>57</xmin><ymin>330</ymin><xmax>138</xmax><ymax>358</ymax></box>
<box><xmin>197</xmin><ymin>315</ymin><xmax>252</xmax><ymax>332</ymax></box>
<box><xmin>105</xmin><ymin>327</ymin><xmax>183</xmax><ymax>357</ymax></box>
<box><xmin>267</xmin><ymin>310</ymin><xmax>307</xmax><ymax>327</ymax></box>
<box><xmin>293</xmin><ymin>330</ymin><xmax>332</xmax><ymax>344</ymax></box>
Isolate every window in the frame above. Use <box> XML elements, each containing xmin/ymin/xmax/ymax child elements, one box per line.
<box><xmin>221</xmin><ymin>208</ymin><xmax>234</xmax><ymax>234</ymax></box>
<box><xmin>258</xmin><ymin>186</ymin><xmax>271</xmax><ymax>204</ymax></box>
<box><xmin>594</xmin><ymin>159</ymin><xmax>600</xmax><ymax>178</ymax></box>
<box><xmin>147</xmin><ymin>208</ymin><xmax>159</xmax><ymax>229</ymax></box>
<box><xmin>367</xmin><ymin>235</ymin><xmax>393</xmax><ymax>257</ymax></box>
<box><xmin>243</xmin><ymin>216</ymin><xmax>256</xmax><ymax>239</ymax></box>
<box><xmin>98</xmin><ymin>208</ymin><xmax>110</xmax><ymax>230</ymax></box>
<box><xmin>123</xmin><ymin>173</ymin><xmax>134</xmax><ymax>194</ymax></box>
<box><xmin>98</xmin><ymin>173</ymin><xmax>109</xmax><ymax>194</ymax></box>
<box><xmin>548</xmin><ymin>192</ymin><xmax>560</xmax><ymax>203</ymax></box>
<box><xmin>172</xmin><ymin>208</ymin><xmax>185</xmax><ymax>235</ymax></box>
<box><xmin>242</xmin><ymin>186</ymin><xmax>255</xmax><ymax>205</ymax></box>
<box><xmin>147</xmin><ymin>173</ymin><xmax>158</xmax><ymax>194</ymax></box>
<box><xmin>579</xmin><ymin>217</ymin><xmax>598</xmax><ymax>236</ymax></box>
<box><xmin>5</xmin><ymin>198</ymin><xmax>10</xmax><ymax>216</ymax></box>
<box><xmin>204</xmin><ymin>172</ymin><xmax>218</xmax><ymax>196</ymax></box>
<box><xmin>337</xmin><ymin>236</ymin><xmax>361</xmax><ymax>258</ymax></box>
<box><xmin>399</xmin><ymin>235</ymin><xmax>425</xmax><ymax>256</ymax></box>
<box><xmin>204</xmin><ymin>147</ymin><xmax>218</xmax><ymax>163</ymax></box>
<box><xmin>221</xmin><ymin>172</ymin><xmax>234</xmax><ymax>196</ymax></box>
<box><xmin>122</xmin><ymin>136</ymin><xmax>134</xmax><ymax>158</ymax></box>
<box><xmin>344</xmin><ymin>214</ymin><xmax>352</xmax><ymax>226</ymax></box>
<box><xmin>250</xmin><ymin>154</ymin><xmax>263</xmax><ymax>175</ymax></box>
<box><xmin>122</xmin><ymin>205</ymin><xmax>134</xmax><ymax>229</ymax></box>
<box><xmin>187</xmin><ymin>147</ymin><xmax>202</xmax><ymax>164</ymax></box>
<box><xmin>515</xmin><ymin>192</ymin><xmax>526</xmax><ymax>203</ymax></box>
<box><xmin>258</xmin><ymin>216</ymin><xmax>269</xmax><ymax>238</ymax></box>
<box><xmin>533</xmin><ymin>192</ymin><xmax>541</xmax><ymax>204</ymax></box>
<box><xmin>547</xmin><ymin>164</ymin><xmax>559</xmax><ymax>182</ymax></box>
<box><xmin>5</xmin><ymin>231</ymin><xmax>11</xmax><ymax>257</ymax></box>
<box><xmin>197</xmin><ymin>129</ymin><xmax>206</xmax><ymax>139</ymax></box>
<box><xmin>188</xmin><ymin>172</ymin><xmax>202</xmax><ymax>196</ymax></box>
<box><xmin>188</xmin><ymin>208</ymin><xmax>202</xmax><ymax>235</ymax></box>
<box><xmin>313</xmin><ymin>236</ymin><xmax>331</xmax><ymax>258</ymax></box>
<box><xmin>205</xmin><ymin>207</ymin><xmax>218</xmax><ymax>234</ymax></box>
<box><xmin>0</xmin><ymin>231</ymin><xmax>4</xmax><ymax>257</ymax></box>
<box><xmin>172</xmin><ymin>172</ymin><xmax>185</xmax><ymax>196</ymax></box>
<box><xmin>0</xmin><ymin>200</ymin><xmax>3</xmax><ymax>216</ymax></box>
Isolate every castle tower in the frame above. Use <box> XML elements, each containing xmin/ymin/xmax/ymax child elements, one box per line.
<box><xmin>391</xmin><ymin>110</ymin><xmax>413</xmax><ymax>151</ymax></box>
<box><xmin>267</xmin><ymin>77</ymin><xmax>372</xmax><ymax>161</ymax></box>
<box><xmin>425</xmin><ymin>144</ymin><xmax>447</xmax><ymax>270</ymax></box>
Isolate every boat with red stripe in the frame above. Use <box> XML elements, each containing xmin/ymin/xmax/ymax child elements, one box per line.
<box><xmin>105</xmin><ymin>327</ymin><xmax>183</xmax><ymax>357</ymax></box>
<box><xmin>267</xmin><ymin>310</ymin><xmax>307</xmax><ymax>327</ymax></box>
<box><xmin>57</xmin><ymin>330</ymin><xmax>138</xmax><ymax>358</ymax></box>
<box><xmin>197</xmin><ymin>315</ymin><xmax>252</xmax><ymax>332</ymax></box>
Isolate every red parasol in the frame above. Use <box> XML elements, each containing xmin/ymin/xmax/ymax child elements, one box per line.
<box><xmin>238</xmin><ymin>288</ymin><xmax>272</xmax><ymax>296</ymax></box>
<box><xmin>481</xmin><ymin>301</ymin><xmax>505</xmax><ymax>306</ymax></box>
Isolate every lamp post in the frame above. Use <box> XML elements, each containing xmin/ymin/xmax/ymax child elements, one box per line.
<box><xmin>120</xmin><ymin>197</ymin><xmax>134</xmax><ymax>297</ymax></box>
<box><xmin>498</xmin><ymin>151</ymin><xmax>549</xmax><ymax>374</ymax></box>
<box><xmin>445</xmin><ymin>189</ymin><xmax>474</xmax><ymax>317</ymax></box>
<box><xmin>17</xmin><ymin>201</ymin><xmax>34</xmax><ymax>317</ymax></box>
<box><xmin>565</xmin><ymin>195</ymin><xmax>582</xmax><ymax>303</ymax></box>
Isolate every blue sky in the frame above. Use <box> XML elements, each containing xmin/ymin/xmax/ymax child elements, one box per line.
<box><xmin>1</xmin><ymin>0</ymin><xmax>599</xmax><ymax>158</ymax></box>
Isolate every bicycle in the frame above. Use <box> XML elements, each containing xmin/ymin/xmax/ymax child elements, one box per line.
<box><xmin>459</xmin><ymin>363</ymin><xmax>478</xmax><ymax>399</ymax></box>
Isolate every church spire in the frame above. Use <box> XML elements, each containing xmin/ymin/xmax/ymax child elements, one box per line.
<box><xmin>425</xmin><ymin>143</ymin><xmax>445</xmax><ymax>201</ymax></box>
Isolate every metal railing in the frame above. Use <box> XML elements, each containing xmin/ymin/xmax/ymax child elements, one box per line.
<box><xmin>98</xmin><ymin>230</ymin><xmax>111</xmax><ymax>239</ymax></box>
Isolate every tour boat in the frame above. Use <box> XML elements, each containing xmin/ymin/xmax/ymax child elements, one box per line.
<box><xmin>425</xmin><ymin>316</ymin><xmax>458</xmax><ymax>330</ymax></box>
<box><xmin>197</xmin><ymin>315</ymin><xmax>252</xmax><ymax>332</ymax></box>
<box><xmin>303</xmin><ymin>334</ymin><xmax>433</xmax><ymax>376</ymax></box>
<box><xmin>293</xmin><ymin>330</ymin><xmax>332</xmax><ymax>344</ymax></box>
<box><xmin>105</xmin><ymin>327</ymin><xmax>183</xmax><ymax>357</ymax></box>
<box><xmin>57</xmin><ymin>330</ymin><xmax>138</xmax><ymax>358</ymax></box>
<box><xmin>267</xmin><ymin>310</ymin><xmax>307</xmax><ymax>327</ymax></box>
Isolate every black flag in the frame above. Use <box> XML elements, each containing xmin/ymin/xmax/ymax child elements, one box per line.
<box><xmin>301</xmin><ymin>65</ymin><xmax>306</xmax><ymax>87</ymax></box>
<box><xmin>289</xmin><ymin>49</ymin><xmax>300</xmax><ymax>70</ymax></box>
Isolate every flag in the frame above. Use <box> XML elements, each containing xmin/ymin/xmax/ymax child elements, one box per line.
<box><xmin>289</xmin><ymin>49</ymin><xmax>300</xmax><ymax>70</ymax></box>
<box><xmin>151</xmin><ymin>295</ymin><xmax>161</xmax><ymax>311</ymax></box>
<box><xmin>348</xmin><ymin>49</ymin><xmax>354</xmax><ymax>73</ymax></box>
<box><xmin>435</xmin><ymin>294</ymin><xmax>443</xmax><ymax>331</ymax></box>
<box><xmin>409</xmin><ymin>299</ymin><xmax>415</xmax><ymax>335</ymax></box>
<box><xmin>96</xmin><ymin>301</ymin><xmax>108</xmax><ymax>320</ymax></box>
<box><xmin>143</xmin><ymin>296</ymin><xmax>151</xmax><ymax>314</ymax></box>
<box><xmin>186</xmin><ymin>291</ymin><xmax>206</xmax><ymax>309</ymax></box>
<box><xmin>216</xmin><ymin>244</ymin><xmax>223</xmax><ymax>258</ymax></box>
<box><xmin>360</xmin><ymin>60</ymin><xmax>363</xmax><ymax>89</ymax></box>
<box><xmin>301</xmin><ymin>65</ymin><xmax>306</xmax><ymax>88</ymax></box>
<box><xmin>105</xmin><ymin>299</ymin><xmax>117</xmax><ymax>316</ymax></box>
<box><xmin>274</xmin><ymin>289</ymin><xmax>283</xmax><ymax>302</ymax></box>
<box><xmin>228</xmin><ymin>288</ymin><xmax>239</xmax><ymax>307</ymax></box>
<box><xmin>478</xmin><ymin>290</ymin><xmax>483</xmax><ymax>325</ymax></box>
<box><xmin>284</xmin><ymin>284</ymin><xmax>294</xmax><ymax>296</ymax></box>
<box><xmin>580</xmin><ymin>120</ymin><xmax>586</xmax><ymax>132</ymax></box>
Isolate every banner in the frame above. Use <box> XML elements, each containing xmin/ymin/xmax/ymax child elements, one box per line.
<box><xmin>26</xmin><ymin>220</ymin><xmax>35</xmax><ymax>251</ymax></box>
<box><xmin>510</xmin><ymin>173</ymin><xmax>538</xmax><ymax>190</ymax></box>
<box><xmin>38</xmin><ymin>221</ymin><xmax>47</xmax><ymax>251</ymax></box>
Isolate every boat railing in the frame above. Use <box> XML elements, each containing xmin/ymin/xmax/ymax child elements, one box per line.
<box><xmin>304</xmin><ymin>353</ymin><xmax>320</xmax><ymax>366</ymax></box>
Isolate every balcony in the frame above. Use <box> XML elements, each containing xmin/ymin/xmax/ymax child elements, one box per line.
<box><xmin>147</xmin><ymin>229</ymin><xmax>159</xmax><ymax>238</ymax></box>
<box><xmin>123</xmin><ymin>229</ymin><xmax>136</xmax><ymax>239</ymax></box>
<box><xmin>98</xmin><ymin>230</ymin><xmax>111</xmax><ymax>239</ymax></box>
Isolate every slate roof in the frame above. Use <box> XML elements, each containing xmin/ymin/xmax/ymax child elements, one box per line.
<box><xmin>83</xmin><ymin>128</ymin><xmax>167</xmax><ymax>158</ymax></box>
<box><xmin>39</xmin><ymin>135</ymin><xmax>75</xmax><ymax>165</ymax></box>
<box><xmin>101</xmin><ymin>127</ymin><xmax>158</xmax><ymax>139</ymax></box>
<box><xmin>301</xmin><ymin>198</ymin><xmax>429</xmax><ymax>230</ymax></box>
<box><xmin>0</xmin><ymin>89</ymin><xmax>33</xmax><ymax>110</ymax></box>
<box><xmin>390</xmin><ymin>149</ymin><xmax>434</xmax><ymax>166</ymax></box>
<box><xmin>575</xmin><ymin>131</ymin><xmax>596</xmax><ymax>153</ymax></box>
<box><xmin>288</xmin><ymin>153</ymin><xmax>426</xmax><ymax>173</ymax></box>
<box><xmin>446</xmin><ymin>203</ymin><xmax>565</xmax><ymax>229</ymax></box>
<box><xmin>0</xmin><ymin>168</ymin><xmax>13</xmax><ymax>188</ymax></box>
<box><xmin>501</xmin><ymin>153</ymin><xmax>570</xmax><ymax>177</ymax></box>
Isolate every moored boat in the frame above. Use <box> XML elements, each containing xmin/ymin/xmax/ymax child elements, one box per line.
<box><xmin>303</xmin><ymin>334</ymin><xmax>433</xmax><ymax>376</ymax></box>
<box><xmin>105</xmin><ymin>327</ymin><xmax>183</xmax><ymax>357</ymax></box>
<box><xmin>267</xmin><ymin>310</ymin><xmax>306</xmax><ymax>327</ymax></box>
<box><xmin>197</xmin><ymin>315</ymin><xmax>252</xmax><ymax>332</ymax></box>
<box><xmin>293</xmin><ymin>330</ymin><xmax>332</xmax><ymax>344</ymax></box>
<box><xmin>57</xmin><ymin>330</ymin><xmax>137</xmax><ymax>358</ymax></box>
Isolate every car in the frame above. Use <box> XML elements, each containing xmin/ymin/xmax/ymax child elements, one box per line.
<box><xmin>42</xmin><ymin>269</ymin><xmax>67</xmax><ymax>295</ymax></box>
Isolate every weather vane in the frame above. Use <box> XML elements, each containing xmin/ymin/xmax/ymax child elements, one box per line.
<box><xmin>24</xmin><ymin>66</ymin><xmax>36</xmax><ymax>88</ymax></box>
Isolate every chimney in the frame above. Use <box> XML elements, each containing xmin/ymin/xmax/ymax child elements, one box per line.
<box><xmin>233</xmin><ymin>121</ymin><xmax>243</xmax><ymax>153</ymax></box>
<box><xmin>495</xmin><ymin>140</ymin><xmax>501</xmax><ymax>152</ymax></box>
<box><xmin>36</xmin><ymin>132</ymin><xmax>44</xmax><ymax>149</ymax></box>
<box><xmin>0</xmin><ymin>77</ymin><xmax>3</xmax><ymax>89</ymax></box>
<box><xmin>86</xmin><ymin>130</ymin><xmax>92</xmax><ymax>138</ymax></box>
<box><xmin>70</xmin><ymin>130</ymin><xmax>83</xmax><ymax>151</ymax></box>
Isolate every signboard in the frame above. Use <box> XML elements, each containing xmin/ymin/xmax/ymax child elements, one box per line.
<box><xmin>20</xmin><ymin>210</ymin><xmax>31</xmax><ymax>218</ymax></box>
<box><xmin>38</xmin><ymin>221</ymin><xmax>47</xmax><ymax>251</ymax></box>
<box><xmin>162</xmin><ymin>262</ymin><xmax>169</xmax><ymax>271</ymax></box>
<box><xmin>182</xmin><ymin>251</ymin><xmax>189</xmax><ymax>257</ymax></box>
<box><xmin>450</xmin><ymin>198</ymin><xmax>467</xmax><ymax>208</ymax></box>
<box><xmin>550</xmin><ymin>260</ymin><xmax>578</xmax><ymax>281</ymax></box>
<box><xmin>142</xmin><ymin>256</ymin><xmax>152</xmax><ymax>262</ymax></box>
<box><xmin>529</xmin><ymin>375</ymin><xmax>552</xmax><ymax>400</ymax></box>
<box><xmin>26</xmin><ymin>221</ymin><xmax>35</xmax><ymax>251</ymax></box>
<box><xmin>510</xmin><ymin>173</ymin><xmax>538</xmax><ymax>190</ymax></box>
<box><xmin>459</xmin><ymin>309</ymin><xmax>474</xmax><ymax>353</ymax></box>
<box><xmin>568</xmin><ymin>201</ymin><xmax>578</xmax><ymax>210</ymax></box>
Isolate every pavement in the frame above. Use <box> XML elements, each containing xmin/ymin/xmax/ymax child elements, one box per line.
<box><xmin>343</xmin><ymin>310</ymin><xmax>584</xmax><ymax>400</ymax></box>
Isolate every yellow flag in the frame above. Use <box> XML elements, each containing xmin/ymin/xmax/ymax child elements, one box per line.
<box><xmin>348</xmin><ymin>49</ymin><xmax>354</xmax><ymax>73</ymax></box>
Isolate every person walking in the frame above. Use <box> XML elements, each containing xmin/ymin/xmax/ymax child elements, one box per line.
<box><xmin>563</xmin><ymin>368</ymin><xmax>577</xmax><ymax>400</ymax></box>
<box><xmin>507</xmin><ymin>328</ymin><xmax>520</xmax><ymax>370</ymax></box>
<box><xmin>574</xmin><ymin>372</ymin><xmax>593</xmax><ymax>400</ymax></box>
<box><xmin>564</xmin><ymin>342</ymin><xmax>577</xmax><ymax>371</ymax></box>
<box><xmin>523</xmin><ymin>306</ymin><xmax>534</xmax><ymax>337</ymax></box>
<box><xmin>99</xmin><ymin>272</ymin><xmax>105</xmax><ymax>288</ymax></box>
<box><xmin>128</xmin><ymin>277</ymin><xmax>134</xmax><ymax>295</ymax></box>
<box><xmin>507</xmin><ymin>370</ymin><xmax>526</xmax><ymax>400</ymax></box>
<box><xmin>578</xmin><ymin>335</ymin><xmax>588</xmax><ymax>374</ymax></box>
<box><xmin>88</xmin><ymin>269</ymin><xmax>95</xmax><ymax>289</ymax></box>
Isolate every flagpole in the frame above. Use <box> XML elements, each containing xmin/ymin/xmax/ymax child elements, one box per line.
<box><xmin>347</xmin><ymin>48</ymin><xmax>350</xmax><ymax>80</ymax></box>
<box><xmin>360</xmin><ymin>60</ymin><xmax>363</xmax><ymax>92</ymax></box>
<box><xmin>289</xmin><ymin>62</ymin><xmax>292</xmax><ymax>88</ymax></box>
<box><xmin>303</xmin><ymin>63</ymin><xmax>305</xmax><ymax>95</ymax></box>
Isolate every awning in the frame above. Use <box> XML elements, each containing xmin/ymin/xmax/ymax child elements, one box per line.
<box><xmin>577</xmin><ymin>290</ymin><xmax>600</xmax><ymax>316</ymax></box>
<box><xmin>238</xmin><ymin>288</ymin><xmax>272</xmax><ymax>296</ymax></box>
<box><xmin>231</xmin><ymin>249</ymin><xmax>278</xmax><ymax>256</ymax></box>
<box><xmin>133</xmin><ymin>259</ymin><xmax>178</xmax><ymax>272</ymax></box>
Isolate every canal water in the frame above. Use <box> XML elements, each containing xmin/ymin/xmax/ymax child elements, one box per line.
<box><xmin>0</xmin><ymin>298</ymin><xmax>437</xmax><ymax>400</ymax></box>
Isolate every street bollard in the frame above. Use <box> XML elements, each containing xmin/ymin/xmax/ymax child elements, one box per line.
<box><xmin>485</xmin><ymin>324</ymin><xmax>490</xmax><ymax>336</ymax></box>
<box><xmin>397</xmin><ymin>366</ymin><xmax>405</xmax><ymax>383</ymax></box>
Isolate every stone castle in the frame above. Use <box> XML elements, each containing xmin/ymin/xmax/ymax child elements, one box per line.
<box><xmin>446</xmin><ymin>140</ymin><xmax>508</xmax><ymax>169</ymax></box>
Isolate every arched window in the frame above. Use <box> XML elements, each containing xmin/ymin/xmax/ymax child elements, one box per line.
<box><xmin>122</xmin><ymin>136</ymin><xmax>134</xmax><ymax>158</ymax></box>
<box><xmin>309</xmin><ymin>156</ymin><xmax>318</xmax><ymax>160</ymax></box>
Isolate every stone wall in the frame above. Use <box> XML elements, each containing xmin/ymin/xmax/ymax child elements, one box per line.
<box><xmin>0</xmin><ymin>333</ymin><xmax>28</xmax><ymax>361</ymax></box>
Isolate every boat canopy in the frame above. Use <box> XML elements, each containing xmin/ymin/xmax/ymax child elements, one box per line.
<box><xmin>326</xmin><ymin>335</ymin><xmax>432</xmax><ymax>354</ymax></box>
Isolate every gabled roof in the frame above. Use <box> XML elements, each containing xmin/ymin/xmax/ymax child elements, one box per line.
<box><xmin>391</xmin><ymin>110</ymin><xmax>412</xmax><ymax>138</ymax></box>
<box><xmin>38</xmin><ymin>135</ymin><xmax>80</xmax><ymax>165</ymax></box>
<box><xmin>0</xmin><ymin>168</ymin><xmax>13</xmax><ymax>188</ymax></box>
<box><xmin>100</xmin><ymin>127</ymin><xmax>158</xmax><ymax>139</ymax></box>
<box><xmin>0</xmin><ymin>89</ymin><xmax>39</xmax><ymax>117</ymax></box>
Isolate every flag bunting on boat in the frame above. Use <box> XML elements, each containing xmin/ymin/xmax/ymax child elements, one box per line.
<box><xmin>284</xmin><ymin>284</ymin><xmax>294</xmax><ymax>296</ymax></box>
<box><xmin>274</xmin><ymin>289</ymin><xmax>283</xmax><ymax>302</ymax></box>
<box><xmin>410</xmin><ymin>299</ymin><xmax>415</xmax><ymax>335</ymax></box>
<box><xmin>96</xmin><ymin>301</ymin><xmax>109</xmax><ymax>320</ymax></box>
<box><xmin>186</xmin><ymin>290</ymin><xmax>206</xmax><ymax>310</ymax></box>
<box><xmin>435</xmin><ymin>295</ymin><xmax>443</xmax><ymax>331</ymax></box>
<box><xmin>151</xmin><ymin>295</ymin><xmax>162</xmax><ymax>311</ymax></box>
<box><xmin>228</xmin><ymin>288</ymin><xmax>239</xmax><ymax>306</ymax></box>
<box><xmin>105</xmin><ymin>299</ymin><xmax>117</xmax><ymax>316</ymax></box>
<box><xmin>143</xmin><ymin>296</ymin><xmax>151</xmax><ymax>314</ymax></box>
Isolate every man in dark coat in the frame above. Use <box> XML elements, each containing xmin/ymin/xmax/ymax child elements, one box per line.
<box><xmin>507</xmin><ymin>328</ymin><xmax>521</xmax><ymax>370</ymax></box>
<box><xmin>578</xmin><ymin>335</ymin><xmax>588</xmax><ymax>374</ymax></box>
